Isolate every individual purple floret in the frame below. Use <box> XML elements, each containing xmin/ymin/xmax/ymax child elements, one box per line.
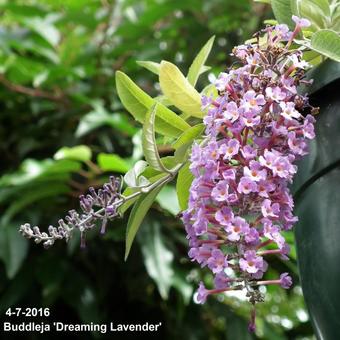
<box><xmin>184</xmin><ymin>17</ymin><xmax>317</xmax><ymax>332</ymax></box>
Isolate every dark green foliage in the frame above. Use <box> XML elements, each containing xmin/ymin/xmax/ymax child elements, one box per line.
<box><xmin>294</xmin><ymin>77</ymin><xmax>340</xmax><ymax>340</ymax></box>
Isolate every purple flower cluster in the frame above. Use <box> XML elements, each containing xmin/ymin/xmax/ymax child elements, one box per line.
<box><xmin>183</xmin><ymin>18</ymin><xmax>317</xmax><ymax>329</ymax></box>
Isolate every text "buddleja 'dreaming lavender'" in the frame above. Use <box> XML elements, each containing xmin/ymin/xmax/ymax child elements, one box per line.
<box><xmin>3</xmin><ymin>321</ymin><xmax>162</xmax><ymax>334</ymax></box>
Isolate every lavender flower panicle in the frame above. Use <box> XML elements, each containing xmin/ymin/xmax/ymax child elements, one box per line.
<box><xmin>183</xmin><ymin>18</ymin><xmax>317</xmax><ymax>331</ymax></box>
<box><xmin>19</xmin><ymin>176</ymin><xmax>122</xmax><ymax>249</ymax></box>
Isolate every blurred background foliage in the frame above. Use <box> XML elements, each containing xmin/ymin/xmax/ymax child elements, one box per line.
<box><xmin>0</xmin><ymin>0</ymin><xmax>315</xmax><ymax>339</ymax></box>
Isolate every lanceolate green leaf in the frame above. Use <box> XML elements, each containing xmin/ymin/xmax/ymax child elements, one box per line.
<box><xmin>136</xmin><ymin>60</ymin><xmax>160</xmax><ymax>75</ymax></box>
<box><xmin>54</xmin><ymin>145</ymin><xmax>92</xmax><ymax>162</ymax></box>
<box><xmin>187</xmin><ymin>36</ymin><xmax>215</xmax><ymax>87</ymax></box>
<box><xmin>291</xmin><ymin>0</ymin><xmax>330</xmax><ymax>31</ymax></box>
<box><xmin>330</xmin><ymin>0</ymin><xmax>340</xmax><ymax>32</ymax></box>
<box><xmin>271</xmin><ymin>0</ymin><xmax>294</xmax><ymax>28</ymax></box>
<box><xmin>176</xmin><ymin>162</ymin><xmax>194</xmax><ymax>210</ymax></box>
<box><xmin>295</xmin><ymin>169</ymin><xmax>340</xmax><ymax>340</ymax></box>
<box><xmin>172</xmin><ymin>123</ymin><xmax>205</xmax><ymax>149</ymax></box>
<box><xmin>294</xmin><ymin>83</ymin><xmax>340</xmax><ymax>339</ymax></box>
<box><xmin>124</xmin><ymin>183</ymin><xmax>166</xmax><ymax>260</ymax></box>
<box><xmin>23</xmin><ymin>17</ymin><xmax>60</xmax><ymax>47</ymax></box>
<box><xmin>142</xmin><ymin>156</ymin><xmax>178</xmax><ymax>178</ymax></box>
<box><xmin>142</xmin><ymin>104</ymin><xmax>170</xmax><ymax>173</ymax></box>
<box><xmin>119</xmin><ymin>186</ymin><xmax>139</xmax><ymax>214</ymax></box>
<box><xmin>155</xmin><ymin>95</ymin><xmax>172</xmax><ymax>106</ymax></box>
<box><xmin>156</xmin><ymin>185</ymin><xmax>181</xmax><ymax>216</ymax></box>
<box><xmin>174</xmin><ymin>143</ymin><xmax>191</xmax><ymax>163</ymax></box>
<box><xmin>305</xmin><ymin>59</ymin><xmax>340</xmax><ymax>94</ymax></box>
<box><xmin>159</xmin><ymin>61</ymin><xmax>203</xmax><ymax>118</ymax></box>
<box><xmin>138</xmin><ymin>221</ymin><xmax>174</xmax><ymax>299</ymax></box>
<box><xmin>310</xmin><ymin>29</ymin><xmax>340</xmax><ymax>62</ymax></box>
<box><xmin>115</xmin><ymin>71</ymin><xmax>190</xmax><ymax>138</ymax></box>
<box><xmin>97</xmin><ymin>153</ymin><xmax>130</xmax><ymax>173</ymax></box>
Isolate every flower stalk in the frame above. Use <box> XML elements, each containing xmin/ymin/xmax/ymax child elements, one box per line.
<box><xmin>19</xmin><ymin>167</ymin><xmax>179</xmax><ymax>249</ymax></box>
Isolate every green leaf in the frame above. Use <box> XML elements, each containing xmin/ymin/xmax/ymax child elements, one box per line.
<box><xmin>23</xmin><ymin>17</ymin><xmax>60</xmax><ymax>47</ymax></box>
<box><xmin>125</xmin><ymin>183</ymin><xmax>165</xmax><ymax>260</ymax></box>
<box><xmin>131</xmin><ymin>130</ymin><xmax>144</xmax><ymax>161</ymax></box>
<box><xmin>97</xmin><ymin>153</ymin><xmax>130</xmax><ymax>173</ymax></box>
<box><xmin>310</xmin><ymin>29</ymin><xmax>340</xmax><ymax>62</ymax></box>
<box><xmin>142</xmin><ymin>104</ymin><xmax>170</xmax><ymax>173</ymax></box>
<box><xmin>294</xmin><ymin>80</ymin><xmax>340</xmax><ymax>339</ymax></box>
<box><xmin>159</xmin><ymin>61</ymin><xmax>203</xmax><ymax>118</ymax></box>
<box><xmin>33</xmin><ymin>70</ymin><xmax>49</xmax><ymax>87</ymax></box>
<box><xmin>305</xmin><ymin>59</ymin><xmax>340</xmax><ymax>94</ymax></box>
<box><xmin>292</xmin><ymin>81</ymin><xmax>340</xmax><ymax>195</ymax></box>
<box><xmin>302</xmin><ymin>50</ymin><xmax>323</xmax><ymax>66</ymax></box>
<box><xmin>0</xmin><ymin>159</ymin><xmax>80</xmax><ymax>187</ymax></box>
<box><xmin>141</xmin><ymin>156</ymin><xmax>177</xmax><ymax>178</ymax></box>
<box><xmin>264</xmin><ymin>19</ymin><xmax>278</xmax><ymax>25</ymax></box>
<box><xmin>201</xmin><ymin>83</ymin><xmax>218</xmax><ymax>98</ymax></box>
<box><xmin>172</xmin><ymin>123</ymin><xmax>205</xmax><ymax>149</ymax></box>
<box><xmin>75</xmin><ymin>108</ymin><xmax>137</xmax><ymax>138</ymax></box>
<box><xmin>271</xmin><ymin>0</ymin><xmax>294</xmax><ymax>28</ymax></box>
<box><xmin>176</xmin><ymin>162</ymin><xmax>194</xmax><ymax>210</ymax></box>
<box><xmin>1</xmin><ymin>183</ymin><xmax>70</xmax><ymax>224</ymax></box>
<box><xmin>0</xmin><ymin>223</ymin><xmax>29</xmax><ymax>279</ymax></box>
<box><xmin>187</xmin><ymin>36</ymin><xmax>215</xmax><ymax>87</ymax></box>
<box><xmin>136</xmin><ymin>60</ymin><xmax>160</xmax><ymax>75</ymax></box>
<box><xmin>291</xmin><ymin>0</ymin><xmax>331</xmax><ymax>30</ymax></box>
<box><xmin>156</xmin><ymin>185</ymin><xmax>181</xmax><ymax>215</ymax></box>
<box><xmin>123</xmin><ymin>160</ymin><xmax>150</xmax><ymax>188</ymax></box>
<box><xmin>295</xmin><ymin>168</ymin><xmax>340</xmax><ymax>339</ymax></box>
<box><xmin>119</xmin><ymin>173</ymin><xmax>167</xmax><ymax>214</ymax></box>
<box><xmin>154</xmin><ymin>95</ymin><xmax>172</xmax><ymax>106</ymax></box>
<box><xmin>54</xmin><ymin>145</ymin><xmax>92</xmax><ymax>162</ymax></box>
<box><xmin>115</xmin><ymin>71</ymin><xmax>190</xmax><ymax>138</ymax></box>
<box><xmin>174</xmin><ymin>143</ymin><xmax>191</xmax><ymax>163</ymax></box>
<box><xmin>118</xmin><ymin>187</ymin><xmax>139</xmax><ymax>216</ymax></box>
<box><xmin>138</xmin><ymin>221</ymin><xmax>174</xmax><ymax>299</ymax></box>
<box><xmin>330</xmin><ymin>0</ymin><xmax>340</xmax><ymax>32</ymax></box>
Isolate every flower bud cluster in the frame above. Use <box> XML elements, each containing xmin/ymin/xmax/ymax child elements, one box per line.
<box><xmin>20</xmin><ymin>176</ymin><xmax>122</xmax><ymax>248</ymax></box>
